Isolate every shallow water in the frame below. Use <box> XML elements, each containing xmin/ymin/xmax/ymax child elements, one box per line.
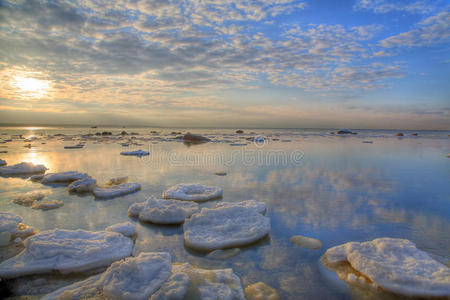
<box><xmin>0</xmin><ymin>126</ymin><xmax>449</xmax><ymax>299</ymax></box>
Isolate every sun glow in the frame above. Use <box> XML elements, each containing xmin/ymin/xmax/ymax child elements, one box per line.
<box><xmin>12</xmin><ymin>75</ymin><xmax>52</xmax><ymax>99</ymax></box>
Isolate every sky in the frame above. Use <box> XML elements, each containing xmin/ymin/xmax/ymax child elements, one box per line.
<box><xmin>0</xmin><ymin>0</ymin><xmax>449</xmax><ymax>129</ymax></box>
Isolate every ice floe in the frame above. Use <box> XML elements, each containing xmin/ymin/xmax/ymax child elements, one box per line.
<box><xmin>129</xmin><ymin>197</ymin><xmax>199</xmax><ymax>225</ymax></box>
<box><xmin>214</xmin><ymin>200</ymin><xmax>266</xmax><ymax>215</ymax></box>
<box><xmin>322</xmin><ymin>237</ymin><xmax>450</xmax><ymax>297</ymax></box>
<box><xmin>150</xmin><ymin>263</ymin><xmax>245</xmax><ymax>300</ymax></box>
<box><xmin>105</xmin><ymin>221</ymin><xmax>136</xmax><ymax>238</ymax></box>
<box><xmin>290</xmin><ymin>235</ymin><xmax>322</xmax><ymax>250</ymax></box>
<box><xmin>163</xmin><ymin>183</ymin><xmax>223</xmax><ymax>202</ymax></box>
<box><xmin>244</xmin><ymin>282</ymin><xmax>280</xmax><ymax>300</ymax></box>
<box><xmin>13</xmin><ymin>190</ymin><xmax>52</xmax><ymax>207</ymax></box>
<box><xmin>0</xmin><ymin>212</ymin><xmax>35</xmax><ymax>244</ymax></box>
<box><xmin>68</xmin><ymin>177</ymin><xmax>97</xmax><ymax>193</ymax></box>
<box><xmin>0</xmin><ymin>158</ymin><xmax>6</xmax><ymax>166</ymax></box>
<box><xmin>206</xmin><ymin>248</ymin><xmax>241</xmax><ymax>260</ymax></box>
<box><xmin>43</xmin><ymin>252</ymin><xmax>171</xmax><ymax>300</ymax></box>
<box><xmin>41</xmin><ymin>171</ymin><xmax>89</xmax><ymax>184</ymax></box>
<box><xmin>105</xmin><ymin>176</ymin><xmax>128</xmax><ymax>186</ymax></box>
<box><xmin>31</xmin><ymin>200</ymin><xmax>64</xmax><ymax>210</ymax></box>
<box><xmin>93</xmin><ymin>182</ymin><xmax>141</xmax><ymax>199</ymax></box>
<box><xmin>184</xmin><ymin>206</ymin><xmax>270</xmax><ymax>251</ymax></box>
<box><xmin>0</xmin><ymin>228</ymin><xmax>134</xmax><ymax>279</ymax></box>
<box><xmin>0</xmin><ymin>162</ymin><xmax>47</xmax><ymax>176</ymax></box>
<box><xmin>120</xmin><ymin>150</ymin><xmax>149</xmax><ymax>156</ymax></box>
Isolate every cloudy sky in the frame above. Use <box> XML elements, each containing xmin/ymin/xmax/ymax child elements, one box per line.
<box><xmin>0</xmin><ymin>0</ymin><xmax>449</xmax><ymax>129</ymax></box>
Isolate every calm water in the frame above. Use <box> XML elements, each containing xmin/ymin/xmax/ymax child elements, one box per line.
<box><xmin>0</xmin><ymin>126</ymin><xmax>449</xmax><ymax>299</ymax></box>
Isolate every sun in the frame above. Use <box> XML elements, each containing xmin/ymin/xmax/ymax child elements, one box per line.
<box><xmin>12</xmin><ymin>75</ymin><xmax>52</xmax><ymax>99</ymax></box>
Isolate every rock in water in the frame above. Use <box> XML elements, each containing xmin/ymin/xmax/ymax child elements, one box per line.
<box><xmin>245</xmin><ymin>282</ymin><xmax>280</xmax><ymax>300</ymax></box>
<box><xmin>184</xmin><ymin>206</ymin><xmax>270</xmax><ymax>251</ymax></box>
<box><xmin>0</xmin><ymin>228</ymin><xmax>134</xmax><ymax>279</ymax></box>
<box><xmin>129</xmin><ymin>197</ymin><xmax>199</xmax><ymax>225</ymax></box>
<box><xmin>322</xmin><ymin>237</ymin><xmax>450</xmax><ymax>297</ymax></box>
<box><xmin>150</xmin><ymin>263</ymin><xmax>245</xmax><ymax>300</ymax></box>
<box><xmin>0</xmin><ymin>162</ymin><xmax>47</xmax><ymax>175</ymax></box>
<box><xmin>93</xmin><ymin>182</ymin><xmax>141</xmax><ymax>199</ymax></box>
<box><xmin>163</xmin><ymin>183</ymin><xmax>223</xmax><ymax>202</ymax></box>
<box><xmin>290</xmin><ymin>235</ymin><xmax>322</xmax><ymax>250</ymax></box>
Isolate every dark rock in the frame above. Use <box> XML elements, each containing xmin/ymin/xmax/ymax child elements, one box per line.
<box><xmin>182</xmin><ymin>132</ymin><xmax>210</xmax><ymax>143</ymax></box>
<box><xmin>236</xmin><ymin>130</ymin><xmax>244</xmax><ymax>134</ymax></box>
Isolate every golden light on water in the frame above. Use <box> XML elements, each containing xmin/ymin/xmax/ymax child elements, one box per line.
<box><xmin>11</xmin><ymin>74</ymin><xmax>52</xmax><ymax>99</ymax></box>
<box><xmin>23</xmin><ymin>149</ymin><xmax>51</xmax><ymax>170</ymax></box>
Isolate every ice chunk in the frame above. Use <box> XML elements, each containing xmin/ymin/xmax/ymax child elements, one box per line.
<box><xmin>290</xmin><ymin>235</ymin><xmax>322</xmax><ymax>250</ymax></box>
<box><xmin>0</xmin><ymin>229</ymin><xmax>133</xmax><ymax>279</ymax></box>
<box><xmin>43</xmin><ymin>252</ymin><xmax>172</xmax><ymax>300</ymax></box>
<box><xmin>0</xmin><ymin>231</ymin><xmax>12</xmax><ymax>247</ymax></box>
<box><xmin>105</xmin><ymin>176</ymin><xmax>128</xmax><ymax>186</ymax></box>
<box><xmin>120</xmin><ymin>150</ymin><xmax>150</xmax><ymax>156</ymax></box>
<box><xmin>130</xmin><ymin>197</ymin><xmax>199</xmax><ymax>225</ymax></box>
<box><xmin>30</xmin><ymin>174</ymin><xmax>45</xmax><ymax>181</ymax></box>
<box><xmin>214</xmin><ymin>200</ymin><xmax>266</xmax><ymax>215</ymax></box>
<box><xmin>322</xmin><ymin>238</ymin><xmax>450</xmax><ymax>297</ymax></box>
<box><xmin>0</xmin><ymin>212</ymin><xmax>23</xmax><ymax>235</ymax></box>
<box><xmin>0</xmin><ymin>162</ymin><xmax>47</xmax><ymax>175</ymax></box>
<box><xmin>0</xmin><ymin>158</ymin><xmax>6</xmax><ymax>166</ymax></box>
<box><xmin>215</xmin><ymin>171</ymin><xmax>227</xmax><ymax>176</ymax></box>
<box><xmin>206</xmin><ymin>248</ymin><xmax>241</xmax><ymax>260</ymax></box>
<box><xmin>184</xmin><ymin>206</ymin><xmax>270</xmax><ymax>251</ymax></box>
<box><xmin>41</xmin><ymin>171</ymin><xmax>89</xmax><ymax>184</ymax></box>
<box><xmin>13</xmin><ymin>190</ymin><xmax>52</xmax><ymax>207</ymax></box>
<box><xmin>105</xmin><ymin>222</ymin><xmax>136</xmax><ymax>238</ymax></box>
<box><xmin>163</xmin><ymin>183</ymin><xmax>223</xmax><ymax>202</ymax></box>
<box><xmin>150</xmin><ymin>263</ymin><xmax>245</xmax><ymax>300</ymax></box>
<box><xmin>31</xmin><ymin>200</ymin><xmax>64</xmax><ymax>210</ymax></box>
<box><xmin>244</xmin><ymin>282</ymin><xmax>280</xmax><ymax>300</ymax></box>
<box><xmin>93</xmin><ymin>182</ymin><xmax>141</xmax><ymax>199</ymax></box>
<box><xmin>68</xmin><ymin>177</ymin><xmax>97</xmax><ymax>193</ymax></box>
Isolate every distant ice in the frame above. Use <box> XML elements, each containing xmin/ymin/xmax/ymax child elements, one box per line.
<box><xmin>215</xmin><ymin>171</ymin><xmax>227</xmax><ymax>176</ymax></box>
<box><xmin>93</xmin><ymin>182</ymin><xmax>141</xmax><ymax>199</ymax></box>
<box><xmin>120</xmin><ymin>150</ymin><xmax>150</xmax><ymax>156</ymax></box>
<box><xmin>0</xmin><ymin>162</ymin><xmax>47</xmax><ymax>175</ymax></box>
<box><xmin>68</xmin><ymin>177</ymin><xmax>97</xmax><ymax>193</ymax></box>
<box><xmin>41</xmin><ymin>171</ymin><xmax>89</xmax><ymax>184</ymax></box>
<box><xmin>0</xmin><ymin>158</ymin><xmax>6</xmax><ymax>166</ymax></box>
<box><xmin>31</xmin><ymin>200</ymin><xmax>64</xmax><ymax>210</ymax></box>
<box><xmin>105</xmin><ymin>221</ymin><xmax>136</xmax><ymax>238</ymax></box>
<box><xmin>214</xmin><ymin>200</ymin><xmax>266</xmax><ymax>215</ymax></box>
<box><xmin>163</xmin><ymin>183</ymin><xmax>223</xmax><ymax>202</ymax></box>
<box><xmin>43</xmin><ymin>252</ymin><xmax>171</xmax><ymax>300</ymax></box>
<box><xmin>290</xmin><ymin>235</ymin><xmax>322</xmax><ymax>250</ymax></box>
<box><xmin>0</xmin><ymin>228</ymin><xmax>134</xmax><ymax>279</ymax></box>
<box><xmin>184</xmin><ymin>206</ymin><xmax>270</xmax><ymax>251</ymax></box>
<box><xmin>322</xmin><ymin>237</ymin><xmax>450</xmax><ymax>297</ymax></box>
<box><xmin>150</xmin><ymin>263</ymin><xmax>245</xmax><ymax>300</ymax></box>
<box><xmin>129</xmin><ymin>197</ymin><xmax>199</xmax><ymax>225</ymax></box>
<box><xmin>244</xmin><ymin>282</ymin><xmax>280</xmax><ymax>300</ymax></box>
<box><xmin>13</xmin><ymin>190</ymin><xmax>52</xmax><ymax>207</ymax></box>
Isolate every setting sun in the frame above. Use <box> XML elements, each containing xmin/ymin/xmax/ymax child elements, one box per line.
<box><xmin>11</xmin><ymin>75</ymin><xmax>51</xmax><ymax>99</ymax></box>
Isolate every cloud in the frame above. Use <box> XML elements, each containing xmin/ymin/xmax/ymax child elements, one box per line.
<box><xmin>380</xmin><ymin>11</ymin><xmax>450</xmax><ymax>47</ymax></box>
<box><xmin>354</xmin><ymin>0</ymin><xmax>441</xmax><ymax>14</ymax></box>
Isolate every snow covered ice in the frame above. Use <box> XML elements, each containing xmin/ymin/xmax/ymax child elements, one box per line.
<box><xmin>322</xmin><ymin>237</ymin><xmax>450</xmax><ymax>297</ymax></box>
<box><xmin>105</xmin><ymin>221</ymin><xmax>136</xmax><ymax>238</ymax></box>
<box><xmin>184</xmin><ymin>206</ymin><xmax>271</xmax><ymax>251</ymax></box>
<box><xmin>244</xmin><ymin>282</ymin><xmax>280</xmax><ymax>300</ymax></box>
<box><xmin>43</xmin><ymin>252</ymin><xmax>172</xmax><ymax>300</ymax></box>
<box><xmin>120</xmin><ymin>149</ymin><xmax>150</xmax><ymax>156</ymax></box>
<box><xmin>41</xmin><ymin>171</ymin><xmax>89</xmax><ymax>184</ymax></box>
<box><xmin>13</xmin><ymin>189</ymin><xmax>52</xmax><ymax>206</ymax></box>
<box><xmin>93</xmin><ymin>182</ymin><xmax>141</xmax><ymax>199</ymax></box>
<box><xmin>0</xmin><ymin>162</ymin><xmax>47</xmax><ymax>176</ymax></box>
<box><xmin>290</xmin><ymin>235</ymin><xmax>322</xmax><ymax>250</ymax></box>
<box><xmin>68</xmin><ymin>177</ymin><xmax>97</xmax><ymax>193</ymax></box>
<box><xmin>163</xmin><ymin>183</ymin><xmax>223</xmax><ymax>202</ymax></box>
<box><xmin>31</xmin><ymin>200</ymin><xmax>64</xmax><ymax>210</ymax></box>
<box><xmin>0</xmin><ymin>228</ymin><xmax>134</xmax><ymax>279</ymax></box>
<box><xmin>214</xmin><ymin>200</ymin><xmax>266</xmax><ymax>215</ymax></box>
<box><xmin>0</xmin><ymin>212</ymin><xmax>35</xmax><ymax>245</ymax></box>
<box><xmin>129</xmin><ymin>197</ymin><xmax>199</xmax><ymax>224</ymax></box>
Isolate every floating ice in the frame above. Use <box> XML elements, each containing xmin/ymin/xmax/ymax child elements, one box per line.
<box><xmin>105</xmin><ymin>176</ymin><xmax>128</xmax><ymax>186</ymax></box>
<box><xmin>105</xmin><ymin>221</ymin><xmax>136</xmax><ymax>238</ymax></box>
<box><xmin>13</xmin><ymin>190</ymin><xmax>52</xmax><ymax>207</ymax></box>
<box><xmin>0</xmin><ymin>159</ymin><xmax>6</xmax><ymax>166</ymax></box>
<box><xmin>322</xmin><ymin>237</ymin><xmax>450</xmax><ymax>297</ymax></box>
<box><xmin>163</xmin><ymin>183</ymin><xmax>223</xmax><ymax>202</ymax></box>
<box><xmin>206</xmin><ymin>248</ymin><xmax>241</xmax><ymax>260</ymax></box>
<box><xmin>0</xmin><ymin>212</ymin><xmax>22</xmax><ymax>236</ymax></box>
<box><xmin>31</xmin><ymin>200</ymin><xmax>64</xmax><ymax>210</ymax></box>
<box><xmin>93</xmin><ymin>182</ymin><xmax>141</xmax><ymax>199</ymax></box>
<box><xmin>244</xmin><ymin>282</ymin><xmax>280</xmax><ymax>300</ymax></box>
<box><xmin>0</xmin><ymin>231</ymin><xmax>11</xmax><ymax>247</ymax></box>
<box><xmin>0</xmin><ymin>162</ymin><xmax>47</xmax><ymax>175</ymax></box>
<box><xmin>43</xmin><ymin>252</ymin><xmax>171</xmax><ymax>300</ymax></box>
<box><xmin>290</xmin><ymin>235</ymin><xmax>322</xmax><ymax>250</ymax></box>
<box><xmin>184</xmin><ymin>206</ymin><xmax>270</xmax><ymax>251</ymax></box>
<box><xmin>0</xmin><ymin>228</ymin><xmax>134</xmax><ymax>279</ymax></box>
<box><xmin>150</xmin><ymin>263</ymin><xmax>245</xmax><ymax>300</ymax></box>
<box><xmin>120</xmin><ymin>150</ymin><xmax>149</xmax><ymax>156</ymax></box>
<box><xmin>214</xmin><ymin>200</ymin><xmax>266</xmax><ymax>215</ymax></box>
<box><xmin>30</xmin><ymin>174</ymin><xmax>45</xmax><ymax>181</ymax></box>
<box><xmin>129</xmin><ymin>197</ymin><xmax>199</xmax><ymax>225</ymax></box>
<box><xmin>41</xmin><ymin>171</ymin><xmax>89</xmax><ymax>184</ymax></box>
<box><xmin>215</xmin><ymin>171</ymin><xmax>227</xmax><ymax>176</ymax></box>
<box><xmin>68</xmin><ymin>177</ymin><xmax>97</xmax><ymax>193</ymax></box>
<box><xmin>64</xmin><ymin>144</ymin><xmax>84</xmax><ymax>149</ymax></box>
